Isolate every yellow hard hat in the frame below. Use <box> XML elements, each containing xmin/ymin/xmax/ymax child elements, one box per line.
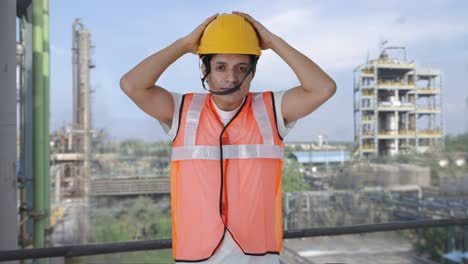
<box><xmin>198</xmin><ymin>14</ymin><xmax>261</xmax><ymax>56</ymax></box>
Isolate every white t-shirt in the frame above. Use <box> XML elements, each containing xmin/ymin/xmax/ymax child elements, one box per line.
<box><xmin>160</xmin><ymin>91</ymin><xmax>295</xmax><ymax>264</ymax></box>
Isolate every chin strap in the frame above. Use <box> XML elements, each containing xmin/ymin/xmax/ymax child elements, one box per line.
<box><xmin>201</xmin><ymin>65</ymin><xmax>255</xmax><ymax>96</ymax></box>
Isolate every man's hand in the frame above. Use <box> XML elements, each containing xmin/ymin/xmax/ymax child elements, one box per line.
<box><xmin>233</xmin><ymin>11</ymin><xmax>277</xmax><ymax>50</ymax></box>
<box><xmin>120</xmin><ymin>14</ymin><xmax>217</xmax><ymax>127</ymax></box>
<box><xmin>181</xmin><ymin>14</ymin><xmax>218</xmax><ymax>54</ymax></box>
<box><xmin>234</xmin><ymin>11</ymin><xmax>336</xmax><ymax>125</ymax></box>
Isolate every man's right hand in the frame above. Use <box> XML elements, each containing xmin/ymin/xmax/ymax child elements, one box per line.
<box><xmin>181</xmin><ymin>14</ymin><xmax>218</xmax><ymax>54</ymax></box>
<box><xmin>120</xmin><ymin>14</ymin><xmax>219</xmax><ymax>129</ymax></box>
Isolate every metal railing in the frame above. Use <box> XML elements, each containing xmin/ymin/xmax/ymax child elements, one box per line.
<box><xmin>1</xmin><ymin>218</ymin><xmax>468</xmax><ymax>262</ymax></box>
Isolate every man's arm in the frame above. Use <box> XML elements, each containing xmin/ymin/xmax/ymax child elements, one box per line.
<box><xmin>234</xmin><ymin>12</ymin><xmax>336</xmax><ymax>124</ymax></box>
<box><xmin>270</xmin><ymin>36</ymin><xmax>336</xmax><ymax>124</ymax></box>
<box><xmin>120</xmin><ymin>14</ymin><xmax>218</xmax><ymax>127</ymax></box>
<box><xmin>119</xmin><ymin>40</ymin><xmax>185</xmax><ymax>127</ymax></box>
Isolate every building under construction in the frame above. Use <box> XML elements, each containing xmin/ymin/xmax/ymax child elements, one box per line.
<box><xmin>353</xmin><ymin>46</ymin><xmax>443</xmax><ymax>158</ymax></box>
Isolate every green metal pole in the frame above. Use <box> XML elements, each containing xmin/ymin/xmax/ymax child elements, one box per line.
<box><xmin>33</xmin><ymin>0</ymin><xmax>45</xmax><ymax>251</ymax></box>
<box><xmin>0</xmin><ymin>0</ymin><xmax>19</xmax><ymax>255</ymax></box>
<box><xmin>43</xmin><ymin>0</ymin><xmax>51</xmax><ymax>234</ymax></box>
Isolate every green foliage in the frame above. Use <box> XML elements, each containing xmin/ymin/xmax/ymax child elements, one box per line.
<box><xmin>445</xmin><ymin>132</ymin><xmax>468</xmax><ymax>152</ymax></box>
<box><xmin>430</xmin><ymin>162</ymin><xmax>440</xmax><ymax>185</ymax></box>
<box><xmin>91</xmin><ymin>197</ymin><xmax>173</xmax><ymax>263</ymax></box>
<box><xmin>79</xmin><ymin>249</ymin><xmax>174</xmax><ymax>264</ymax></box>
<box><xmin>282</xmin><ymin>160</ymin><xmax>310</xmax><ymax>192</ymax></box>
<box><xmin>403</xmin><ymin>227</ymin><xmax>449</xmax><ymax>262</ymax></box>
<box><xmin>93</xmin><ymin>197</ymin><xmax>171</xmax><ymax>242</ymax></box>
<box><xmin>283</xmin><ymin>145</ymin><xmax>294</xmax><ymax>158</ymax></box>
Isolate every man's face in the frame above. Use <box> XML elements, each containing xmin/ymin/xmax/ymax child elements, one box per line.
<box><xmin>203</xmin><ymin>54</ymin><xmax>255</xmax><ymax>110</ymax></box>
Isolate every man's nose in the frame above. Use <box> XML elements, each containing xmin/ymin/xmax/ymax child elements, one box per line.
<box><xmin>225</xmin><ymin>69</ymin><xmax>238</xmax><ymax>83</ymax></box>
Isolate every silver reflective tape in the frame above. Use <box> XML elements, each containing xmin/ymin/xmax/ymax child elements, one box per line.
<box><xmin>223</xmin><ymin>144</ymin><xmax>283</xmax><ymax>159</ymax></box>
<box><xmin>171</xmin><ymin>144</ymin><xmax>283</xmax><ymax>161</ymax></box>
<box><xmin>252</xmin><ymin>93</ymin><xmax>274</xmax><ymax>145</ymax></box>
<box><xmin>171</xmin><ymin>145</ymin><xmax>220</xmax><ymax>160</ymax></box>
<box><xmin>184</xmin><ymin>94</ymin><xmax>206</xmax><ymax>146</ymax></box>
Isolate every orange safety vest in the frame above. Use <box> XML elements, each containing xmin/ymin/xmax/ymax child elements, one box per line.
<box><xmin>170</xmin><ymin>92</ymin><xmax>284</xmax><ymax>262</ymax></box>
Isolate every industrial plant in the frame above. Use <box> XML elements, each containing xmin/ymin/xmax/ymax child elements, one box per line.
<box><xmin>353</xmin><ymin>46</ymin><xmax>443</xmax><ymax>158</ymax></box>
<box><xmin>1</xmin><ymin>1</ymin><xmax>467</xmax><ymax>263</ymax></box>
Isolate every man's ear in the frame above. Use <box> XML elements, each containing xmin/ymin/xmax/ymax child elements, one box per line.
<box><xmin>201</xmin><ymin>63</ymin><xmax>209</xmax><ymax>83</ymax></box>
<box><xmin>201</xmin><ymin>63</ymin><xmax>207</xmax><ymax>76</ymax></box>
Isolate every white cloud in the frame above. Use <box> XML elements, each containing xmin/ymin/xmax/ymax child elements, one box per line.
<box><xmin>251</xmin><ymin>8</ymin><xmax>468</xmax><ymax>90</ymax></box>
<box><xmin>238</xmin><ymin>3</ymin><xmax>468</xmax><ymax>139</ymax></box>
<box><xmin>49</xmin><ymin>1</ymin><xmax>468</xmax><ymax>140</ymax></box>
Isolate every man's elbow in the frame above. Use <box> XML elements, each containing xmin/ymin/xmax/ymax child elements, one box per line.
<box><xmin>325</xmin><ymin>79</ymin><xmax>337</xmax><ymax>99</ymax></box>
<box><xmin>119</xmin><ymin>75</ymin><xmax>132</xmax><ymax>94</ymax></box>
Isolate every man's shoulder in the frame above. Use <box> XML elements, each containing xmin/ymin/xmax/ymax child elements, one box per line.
<box><xmin>249</xmin><ymin>91</ymin><xmax>274</xmax><ymax>98</ymax></box>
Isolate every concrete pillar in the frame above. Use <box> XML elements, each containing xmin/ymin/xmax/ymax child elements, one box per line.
<box><xmin>0</xmin><ymin>0</ymin><xmax>19</xmax><ymax>262</ymax></box>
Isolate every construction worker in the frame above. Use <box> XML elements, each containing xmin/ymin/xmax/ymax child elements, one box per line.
<box><xmin>120</xmin><ymin>12</ymin><xmax>336</xmax><ymax>264</ymax></box>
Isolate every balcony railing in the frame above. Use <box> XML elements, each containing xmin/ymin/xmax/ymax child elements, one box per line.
<box><xmin>411</xmin><ymin>88</ymin><xmax>441</xmax><ymax>94</ymax></box>
<box><xmin>416</xmin><ymin>107</ymin><xmax>441</xmax><ymax>113</ymax></box>
<box><xmin>1</xmin><ymin>218</ymin><xmax>468</xmax><ymax>262</ymax></box>
<box><xmin>375</xmin><ymin>60</ymin><xmax>416</xmax><ymax>69</ymax></box>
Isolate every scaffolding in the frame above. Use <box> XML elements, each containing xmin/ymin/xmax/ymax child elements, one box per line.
<box><xmin>353</xmin><ymin>46</ymin><xmax>443</xmax><ymax>158</ymax></box>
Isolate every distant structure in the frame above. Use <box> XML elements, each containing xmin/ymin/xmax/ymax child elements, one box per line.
<box><xmin>353</xmin><ymin>46</ymin><xmax>442</xmax><ymax>158</ymax></box>
<box><xmin>72</xmin><ymin>18</ymin><xmax>95</xmax><ymax>199</ymax></box>
<box><xmin>50</xmin><ymin>19</ymin><xmax>95</xmax><ymax>198</ymax></box>
<box><xmin>49</xmin><ymin>19</ymin><xmax>95</xmax><ymax>243</ymax></box>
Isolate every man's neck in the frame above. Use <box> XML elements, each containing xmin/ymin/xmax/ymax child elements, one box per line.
<box><xmin>210</xmin><ymin>96</ymin><xmax>246</xmax><ymax>112</ymax></box>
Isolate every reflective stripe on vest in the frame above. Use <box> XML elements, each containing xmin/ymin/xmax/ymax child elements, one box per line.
<box><xmin>171</xmin><ymin>144</ymin><xmax>284</xmax><ymax>160</ymax></box>
<box><xmin>252</xmin><ymin>92</ymin><xmax>274</xmax><ymax>145</ymax></box>
<box><xmin>184</xmin><ymin>93</ymin><xmax>206</xmax><ymax>146</ymax></box>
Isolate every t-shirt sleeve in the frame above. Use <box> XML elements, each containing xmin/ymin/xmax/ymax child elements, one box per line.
<box><xmin>272</xmin><ymin>90</ymin><xmax>296</xmax><ymax>139</ymax></box>
<box><xmin>158</xmin><ymin>92</ymin><xmax>183</xmax><ymax>141</ymax></box>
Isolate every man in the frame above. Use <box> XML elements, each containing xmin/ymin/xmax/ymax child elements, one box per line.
<box><xmin>120</xmin><ymin>12</ymin><xmax>336</xmax><ymax>264</ymax></box>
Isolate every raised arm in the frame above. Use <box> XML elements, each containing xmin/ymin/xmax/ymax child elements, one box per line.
<box><xmin>120</xmin><ymin>14</ymin><xmax>218</xmax><ymax>127</ymax></box>
<box><xmin>234</xmin><ymin>12</ymin><xmax>336</xmax><ymax>125</ymax></box>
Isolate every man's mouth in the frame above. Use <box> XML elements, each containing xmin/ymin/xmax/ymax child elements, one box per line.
<box><xmin>221</xmin><ymin>84</ymin><xmax>238</xmax><ymax>90</ymax></box>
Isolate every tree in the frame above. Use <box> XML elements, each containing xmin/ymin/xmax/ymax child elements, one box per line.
<box><xmin>445</xmin><ymin>132</ymin><xmax>468</xmax><ymax>152</ymax></box>
<box><xmin>91</xmin><ymin>197</ymin><xmax>173</xmax><ymax>263</ymax></box>
<box><xmin>282</xmin><ymin>160</ymin><xmax>310</xmax><ymax>192</ymax></box>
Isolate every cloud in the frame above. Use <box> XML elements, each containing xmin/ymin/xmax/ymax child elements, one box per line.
<box><xmin>258</xmin><ymin>9</ymin><xmax>467</xmax><ymax>70</ymax></box>
<box><xmin>49</xmin><ymin>1</ymin><xmax>468</xmax><ymax>141</ymax></box>
<box><xmin>247</xmin><ymin>6</ymin><xmax>468</xmax><ymax>93</ymax></box>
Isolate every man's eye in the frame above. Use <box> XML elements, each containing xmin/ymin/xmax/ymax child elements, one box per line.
<box><xmin>238</xmin><ymin>66</ymin><xmax>248</xmax><ymax>72</ymax></box>
<box><xmin>216</xmin><ymin>65</ymin><xmax>225</xmax><ymax>71</ymax></box>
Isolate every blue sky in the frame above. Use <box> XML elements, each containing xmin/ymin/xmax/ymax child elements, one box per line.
<box><xmin>48</xmin><ymin>0</ymin><xmax>468</xmax><ymax>142</ymax></box>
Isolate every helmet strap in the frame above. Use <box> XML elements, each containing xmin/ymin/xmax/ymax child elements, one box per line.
<box><xmin>200</xmin><ymin>63</ymin><xmax>256</xmax><ymax>96</ymax></box>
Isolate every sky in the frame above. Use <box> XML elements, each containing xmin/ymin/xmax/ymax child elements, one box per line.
<box><xmin>47</xmin><ymin>0</ymin><xmax>468</xmax><ymax>142</ymax></box>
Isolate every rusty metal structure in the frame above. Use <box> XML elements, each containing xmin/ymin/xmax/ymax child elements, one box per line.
<box><xmin>354</xmin><ymin>46</ymin><xmax>443</xmax><ymax>158</ymax></box>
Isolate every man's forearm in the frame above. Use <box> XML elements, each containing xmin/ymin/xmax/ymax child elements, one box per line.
<box><xmin>121</xmin><ymin>38</ymin><xmax>188</xmax><ymax>91</ymax></box>
<box><xmin>269</xmin><ymin>35</ymin><xmax>335</xmax><ymax>93</ymax></box>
